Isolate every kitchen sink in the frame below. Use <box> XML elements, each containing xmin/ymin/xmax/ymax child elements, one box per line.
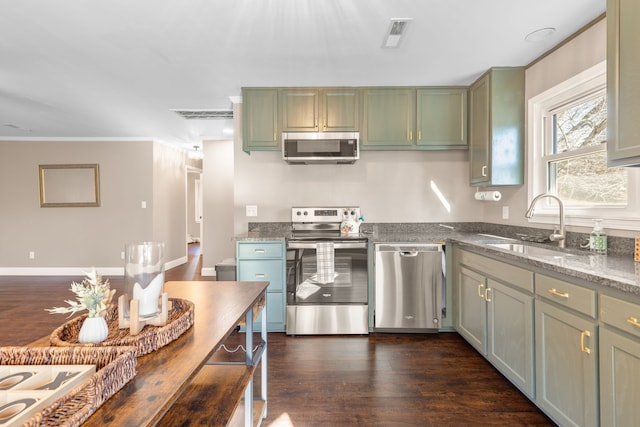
<box><xmin>486</xmin><ymin>242</ymin><xmax>575</xmax><ymax>258</ymax></box>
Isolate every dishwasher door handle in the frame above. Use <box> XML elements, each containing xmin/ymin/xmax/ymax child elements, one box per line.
<box><xmin>400</xmin><ymin>251</ymin><xmax>419</xmax><ymax>257</ymax></box>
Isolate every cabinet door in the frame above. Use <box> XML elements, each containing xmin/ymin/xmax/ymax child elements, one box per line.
<box><xmin>242</xmin><ymin>88</ymin><xmax>279</xmax><ymax>152</ymax></box>
<box><xmin>321</xmin><ymin>88</ymin><xmax>360</xmax><ymax>131</ymax></box>
<box><xmin>280</xmin><ymin>88</ymin><xmax>319</xmax><ymax>131</ymax></box>
<box><xmin>600</xmin><ymin>326</ymin><xmax>640</xmax><ymax>427</ymax></box>
<box><xmin>535</xmin><ymin>300</ymin><xmax>598</xmax><ymax>427</ymax></box>
<box><xmin>469</xmin><ymin>75</ymin><xmax>490</xmax><ymax>184</ymax></box>
<box><xmin>416</xmin><ymin>88</ymin><xmax>467</xmax><ymax>149</ymax></box>
<box><xmin>487</xmin><ymin>279</ymin><xmax>534</xmax><ymax>398</ymax></box>
<box><xmin>607</xmin><ymin>0</ymin><xmax>640</xmax><ymax>167</ymax></box>
<box><xmin>362</xmin><ymin>88</ymin><xmax>415</xmax><ymax>148</ymax></box>
<box><xmin>456</xmin><ymin>266</ymin><xmax>487</xmax><ymax>354</ymax></box>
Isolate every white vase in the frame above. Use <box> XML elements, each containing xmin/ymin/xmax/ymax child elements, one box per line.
<box><xmin>78</xmin><ymin>316</ymin><xmax>109</xmax><ymax>344</ymax></box>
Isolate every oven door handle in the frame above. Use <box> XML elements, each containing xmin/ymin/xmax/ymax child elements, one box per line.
<box><xmin>287</xmin><ymin>241</ymin><xmax>367</xmax><ymax>250</ymax></box>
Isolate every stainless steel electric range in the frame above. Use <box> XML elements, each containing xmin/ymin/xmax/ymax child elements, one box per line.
<box><xmin>285</xmin><ymin>207</ymin><xmax>369</xmax><ymax>335</ymax></box>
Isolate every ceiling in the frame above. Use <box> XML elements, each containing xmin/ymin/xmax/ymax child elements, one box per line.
<box><xmin>0</xmin><ymin>0</ymin><xmax>606</xmax><ymax>153</ymax></box>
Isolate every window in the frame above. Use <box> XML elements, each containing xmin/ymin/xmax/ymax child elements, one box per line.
<box><xmin>528</xmin><ymin>61</ymin><xmax>639</xmax><ymax>230</ymax></box>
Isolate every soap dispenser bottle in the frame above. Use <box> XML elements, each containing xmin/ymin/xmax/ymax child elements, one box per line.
<box><xmin>590</xmin><ymin>219</ymin><xmax>607</xmax><ymax>255</ymax></box>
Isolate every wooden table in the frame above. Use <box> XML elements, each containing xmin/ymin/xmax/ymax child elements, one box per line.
<box><xmin>31</xmin><ymin>280</ymin><xmax>269</xmax><ymax>426</ymax></box>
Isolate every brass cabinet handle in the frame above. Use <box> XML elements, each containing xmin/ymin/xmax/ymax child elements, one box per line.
<box><xmin>254</xmin><ymin>273</ymin><xmax>266</xmax><ymax>278</ymax></box>
<box><xmin>548</xmin><ymin>288</ymin><xmax>570</xmax><ymax>299</ymax></box>
<box><xmin>254</xmin><ymin>249</ymin><xmax>266</xmax><ymax>254</ymax></box>
<box><xmin>477</xmin><ymin>283</ymin><xmax>485</xmax><ymax>298</ymax></box>
<box><xmin>273</xmin><ymin>132</ymin><xmax>276</xmax><ymax>141</ymax></box>
<box><xmin>580</xmin><ymin>330</ymin><xmax>591</xmax><ymax>354</ymax></box>
<box><xmin>418</xmin><ymin>130</ymin><xmax>422</xmax><ymax>141</ymax></box>
<box><xmin>626</xmin><ymin>317</ymin><xmax>640</xmax><ymax>328</ymax></box>
<box><xmin>484</xmin><ymin>287</ymin><xmax>492</xmax><ymax>302</ymax></box>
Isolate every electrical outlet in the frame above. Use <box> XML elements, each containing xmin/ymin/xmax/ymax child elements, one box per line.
<box><xmin>141</xmin><ymin>201</ymin><xmax>147</xmax><ymax>209</ymax></box>
<box><xmin>29</xmin><ymin>251</ymin><xmax>35</xmax><ymax>259</ymax></box>
<box><xmin>246</xmin><ymin>205</ymin><xmax>258</xmax><ymax>217</ymax></box>
<box><xmin>121</xmin><ymin>251</ymin><xmax>125</xmax><ymax>260</ymax></box>
<box><xmin>502</xmin><ymin>206</ymin><xmax>509</xmax><ymax>219</ymax></box>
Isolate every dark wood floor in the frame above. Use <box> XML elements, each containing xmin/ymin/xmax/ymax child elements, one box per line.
<box><xmin>0</xmin><ymin>244</ymin><xmax>556</xmax><ymax>426</ymax></box>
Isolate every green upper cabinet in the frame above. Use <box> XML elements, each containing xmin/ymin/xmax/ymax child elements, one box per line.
<box><xmin>242</xmin><ymin>88</ymin><xmax>279</xmax><ymax>153</ymax></box>
<box><xmin>469</xmin><ymin>68</ymin><xmax>524</xmax><ymax>186</ymax></box>
<box><xmin>607</xmin><ymin>0</ymin><xmax>640</xmax><ymax>166</ymax></box>
<box><xmin>280</xmin><ymin>88</ymin><xmax>360</xmax><ymax>132</ymax></box>
<box><xmin>362</xmin><ymin>87</ymin><xmax>467</xmax><ymax>150</ymax></box>
<box><xmin>362</xmin><ymin>88</ymin><xmax>415</xmax><ymax>149</ymax></box>
<box><xmin>416</xmin><ymin>88</ymin><xmax>468</xmax><ymax>149</ymax></box>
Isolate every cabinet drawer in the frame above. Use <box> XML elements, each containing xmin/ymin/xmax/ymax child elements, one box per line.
<box><xmin>237</xmin><ymin>259</ymin><xmax>284</xmax><ymax>292</ymax></box>
<box><xmin>457</xmin><ymin>248</ymin><xmax>533</xmax><ymax>293</ymax></box>
<box><xmin>237</xmin><ymin>242</ymin><xmax>283</xmax><ymax>259</ymax></box>
<box><xmin>600</xmin><ymin>293</ymin><xmax>640</xmax><ymax>339</ymax></box>
<box><xmin>536</xmin><ymin>274</ymin><xmax>596</xmax><ymax>318</ymax></box>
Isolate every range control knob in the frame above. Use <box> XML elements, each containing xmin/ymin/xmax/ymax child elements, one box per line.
<box><xmin>296</xmin><ymin>210</ymin><xmax>302</xmax><ymax>216</ymax></box>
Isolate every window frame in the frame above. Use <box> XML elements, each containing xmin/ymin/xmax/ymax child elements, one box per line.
<box><xmin>527</xmin><ymin>61</ymin><xmax>640</xmax><ymax>231</ymax></box>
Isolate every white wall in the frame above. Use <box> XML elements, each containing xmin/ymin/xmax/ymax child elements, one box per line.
<box><xmin>0</xmin><ymin>139</ymin><xmax>187</xmax><ymax>274</ymax></box>
<box><xmin>202</xmin><ymin>139</ymin><xmax>235</xmax><ymax>274</ymax></box>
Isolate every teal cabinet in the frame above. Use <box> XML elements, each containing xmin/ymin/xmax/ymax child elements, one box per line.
<box><xmin>607</xmin><ymin>0</ymin><xmax>640</xmax><ymax>166</ymax></box>
<box><xmin>599</xmin><ymin>293</ymin><xmax>640</xmax><ymax>426</ymax></box>
<box><xmin>280</xmin><ymin>88</ymin><xmax>360</xmax><ymax>132</ymax></box>
<box><xmin>236</xmin><ymin>241</ymin><xmax>286</xmax><ymax>332</ymax></box>
<box><xmin>469</xmin><ymin>68</ymin><xmax>524</xmax><ymax>186</ymax></box>
<box><xmin>416</xmin><ymin>88</ymin><xmax>467</xmax><ymax>149</ymax></box>
<box><xmin>454</xmin><ymin>248</ymin><xmax>535</xmax><ymax>398</ymax></box>
<box><xmin>242</xmin><ymin>88</ymin><xmax>279</xmax><ymax>153</ymax></box>
<box><xmin>535</xmin><ymin>275</ymin><xmax>598</xmax><ymax>427</ymax></box>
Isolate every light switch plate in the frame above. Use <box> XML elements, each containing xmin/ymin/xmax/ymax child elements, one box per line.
<box><xmin>502</xmin><ymin>206</ymin><xmax>509</xmax><ymax>219</ymax></box>
<box><xmin>246</xmin><ymin>205</ymin><xmax>258</xmax><ymax>217</ymax></box>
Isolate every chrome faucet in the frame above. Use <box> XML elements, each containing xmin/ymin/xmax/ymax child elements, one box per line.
<box><xmin>525</xmin><ymin>193</ymin><xmax>566</xmax><ymax>248</ymax></box>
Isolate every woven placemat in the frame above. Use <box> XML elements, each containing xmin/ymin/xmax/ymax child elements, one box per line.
<box><xmin>50</xmin><ymin>298</ymin><xmax>194</xmax><ymax>357</ymax></box>
<box><xmin>0</xmin><ymin>345</ymin><xmax>136</xmax><ymax>427</ymax></box>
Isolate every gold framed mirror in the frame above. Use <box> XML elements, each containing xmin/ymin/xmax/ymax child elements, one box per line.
<box><xmin>39</xmin><ymin>164</ymin><xmax>101</xmax><ymax>207</ymax></box>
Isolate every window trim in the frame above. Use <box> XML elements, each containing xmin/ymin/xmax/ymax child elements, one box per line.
<box><xmin>527</xmin><ymin>60</ymin><xmax>640</xmax><ymax>231</ymax></box>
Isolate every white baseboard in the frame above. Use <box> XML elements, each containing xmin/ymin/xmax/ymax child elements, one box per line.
<box><xmin>201</xmin><ymin>267</ymin><xmax>217</xmax><ymax>277</ymax></box>
<box><xmin>0</xmin><ymin>256</ymin><xmax>188</xmax><ymax>276</ymax></box>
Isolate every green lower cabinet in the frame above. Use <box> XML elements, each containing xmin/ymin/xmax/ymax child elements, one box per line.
<box><xmin>236</xmin><ymin>241</ymin><xmax>286</xmax><ymax>332</ymax></box>
<box><xmin>455</xmin><ymin>260</ymin><xmax>534</xmax><ymax>398</ymax></box>
<box><xmin>535</xmin><ymin>300</ymin><xmax>598</xmax><ymax>427</ymax></box>
<box><xmin>486</xmin><ymin>279</ymin><xmax>534</xmax><ymax>398</ymax></box>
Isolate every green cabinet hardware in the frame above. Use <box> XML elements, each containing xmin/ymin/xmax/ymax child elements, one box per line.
<box><xmin>242</xmin><ymin>88</ymin><xmax>279</xmax><ymax>153</ymax></box>
<box><xmin>469</xmin><ymin>68</ymin><xmax>524</xmax><ymax>186</ymax></box>
<box><xmin>607</xmin><ymin>0</ymin><xmax>640</xmax><ymax>166</ymax></box>
<box><xmin>236</xmin><ymin>241</ymin><xmax>286</xmax><ymax>332</ymax></box>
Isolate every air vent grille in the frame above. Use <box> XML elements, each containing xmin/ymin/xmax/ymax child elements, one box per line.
<box><xmin>171</xmin><ymin>109</ymin><xmax>233</xmax><ymax>120</ymax></box>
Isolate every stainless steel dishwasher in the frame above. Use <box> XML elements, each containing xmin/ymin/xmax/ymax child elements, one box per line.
<box><xmin>374</xmin><ymin>243</ymin><xmax>444</xmax><ymax>332</ymax></box>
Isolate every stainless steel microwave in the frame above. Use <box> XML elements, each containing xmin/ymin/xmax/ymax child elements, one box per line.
<box><xmin>282</xmin><ymin>132</ymin><xmax>359</xmax><ymax>164</ymax></box>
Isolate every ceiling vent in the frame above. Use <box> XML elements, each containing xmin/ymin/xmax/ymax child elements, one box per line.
<box><xmin>383</xmin><ymin>18</ymin><xmax>412</xmax><ymax>48</ymax></box>
<box><xmin>171</xmin><ymin>109</ymin><xmax>233</xmax><ymax>120</ymax></box>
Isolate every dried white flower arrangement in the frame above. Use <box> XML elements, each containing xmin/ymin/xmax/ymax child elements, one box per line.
<box><xmin>46</xmin><ymin>268</ymin><xmax>116</xmax><ymax>318</ymax></box>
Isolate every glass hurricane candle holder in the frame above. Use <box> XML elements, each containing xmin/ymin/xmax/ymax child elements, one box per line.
<box><xmin>124</xmin><ymin>242</ymin><xmax>165</xmax><ymax>319</ymax></box>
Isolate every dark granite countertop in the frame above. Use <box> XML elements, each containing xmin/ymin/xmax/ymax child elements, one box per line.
<box><xmin>237</xmin><ymin>223</ymin><xmax>640</xmax><ymax>298</ymax></box>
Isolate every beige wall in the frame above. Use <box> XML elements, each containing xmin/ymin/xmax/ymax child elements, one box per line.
<box><xmin>0</xmin><ymin>139</ymin><xmax>187</xmax><ymax>274</ymax></box>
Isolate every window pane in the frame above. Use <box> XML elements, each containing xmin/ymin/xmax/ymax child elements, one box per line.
<box><xmin>549</xmin><ymin>150</ymin><xmax>627</xmax><ymax>206</ymax></box>
<box><xmin>553</xmin><ymin>94</ymin><xmax>607</xmax><ymax>153</ymax></box>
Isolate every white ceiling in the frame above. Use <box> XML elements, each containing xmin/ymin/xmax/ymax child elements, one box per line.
<box><xmin>0</xmin><ymin>0</ymin><xmax>606</xmax><ymax>152</ymax></box>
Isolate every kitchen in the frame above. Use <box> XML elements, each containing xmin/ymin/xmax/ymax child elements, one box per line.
<box><xmin>2</xmin><ymin>0</ymin><xmax>640</xmax><ymax>426</ymax></box>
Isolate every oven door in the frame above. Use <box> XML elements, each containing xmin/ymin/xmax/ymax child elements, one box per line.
<box><xmin>286</xmin><ymin>240</ymin><xmax>368</xmax><ymax>306</ymax></box>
